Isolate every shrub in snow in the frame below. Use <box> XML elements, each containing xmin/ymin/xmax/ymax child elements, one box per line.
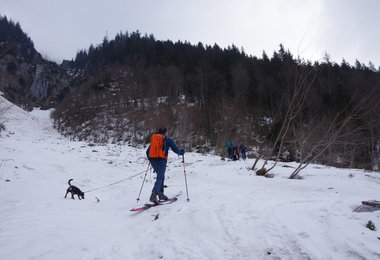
<box><xmin>366</xmin><ymin>220</ymin><xmax>376</xmax><ymax>231</ymax></box>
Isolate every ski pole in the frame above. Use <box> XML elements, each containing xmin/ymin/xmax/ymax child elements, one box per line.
<box><xmin>182</xmin><ymin>155</ymin><xmax>190</xmax><ymax>201</ymax></box>
<box><xmin>136</xmin><ymin>162</ymin><xmax>150</xmax><ymax>203</ymax></box>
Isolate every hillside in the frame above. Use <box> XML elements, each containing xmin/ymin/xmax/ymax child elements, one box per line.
<box><xmin>53</xmin><ymin>32</ymin><xmax>380</xmax><ymax>170</ymax></box>
<box><xmin>1</xmin><ymin>95</ymin><xmax>380</xmax><ymax>259</ymax></box>
<box><xmin>1</xmin><ymin>14</ymin><xmax>380</xmax><ymax>170</ymax></box>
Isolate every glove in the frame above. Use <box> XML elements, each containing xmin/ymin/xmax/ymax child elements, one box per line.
<box><xmin>180</xmin><ymin>149</ymin><xmax>185</xmax><ymax>155</ymax></box>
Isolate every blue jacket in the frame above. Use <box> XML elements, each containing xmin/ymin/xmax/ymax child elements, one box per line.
<box><xmin>225</xmin><ymin>140</ymin><xmax>233</xmax><ymax>149</ymax></box>
<box><xmin>146</xmin><ymin>135</ymin><xmax>183</xmax><ymax>160</ymax></box>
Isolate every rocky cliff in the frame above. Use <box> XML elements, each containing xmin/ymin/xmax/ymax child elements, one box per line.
<box><xmin>0</xmin><ymin>15</ymin><xmax>71</xmax><ymax>108</ymax></box>
<box><xmin>0</xmin><ymin>49</ymin><xmax>71</xmax><ymax>109</ymax></box>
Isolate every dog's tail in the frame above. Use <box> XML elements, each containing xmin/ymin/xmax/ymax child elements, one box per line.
<box><xmin>68</xmin><ymin>179</ymin><xmax>73</xmax><ymax>186</ymax></box>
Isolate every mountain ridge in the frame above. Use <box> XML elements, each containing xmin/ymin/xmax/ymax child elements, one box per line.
<box><xmin>1</xmin><ymin>14</ymin><xmax>380</xmax><ymax>170</ymax></box>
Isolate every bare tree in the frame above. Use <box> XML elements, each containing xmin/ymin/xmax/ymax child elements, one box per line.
<box><xmin>289</xmin><ymin>112</ymin><xmax>352</xmax><ymax>179</ymax></box>
<box><xmin>289</xmin><ymin>87</ymin><xmax>380</xmax><ymax>178</ymax></box>
<box><xmin>257</xmin><ymin>63</ymin><xmax>317</xmax><ymax>174</ymax></box>
<box><xmin>0</xmin><ymin>97</ymin><xmax>12</xmax><ymax>133</ymax></box>
<box><xmin>231</xmin><ymin>62</ymin><xmax>250</xmax><ymax>115</ymax></box>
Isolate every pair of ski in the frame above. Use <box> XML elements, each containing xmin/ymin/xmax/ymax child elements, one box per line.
<box><xmin>130</xmin><ymin>193</ymin><xmax>181</xmax><ymax>212</ymax></box>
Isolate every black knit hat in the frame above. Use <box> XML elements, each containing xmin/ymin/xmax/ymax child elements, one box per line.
<box><xmin>158</xmin><ymin>127</ymin><xmax>167</xmax><ymax>135</ymax></box>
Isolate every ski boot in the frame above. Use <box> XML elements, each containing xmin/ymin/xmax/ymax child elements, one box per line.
<box><xmin>149</xmin><ymin>192</ymin><xmax>159</xmax><ymax>204</ymax></box>
<box><xmin>158</xmin><ymin>192</ymin><xmax>168</xmax><ymax>201</ymax></box>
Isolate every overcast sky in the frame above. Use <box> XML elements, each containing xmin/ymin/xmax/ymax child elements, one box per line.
<box><xmin>1</xmin><ymin>0</ymin><xmax>379</xmax><ymax>67</ymax></box>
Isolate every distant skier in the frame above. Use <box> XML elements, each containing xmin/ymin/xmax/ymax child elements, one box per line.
<box><xmin>231</xmin><ymin>146</ymin><xmax>240</xmax><ymax>161</ymax></box>
<box><xmin>239</xmin><ymin>143</ymin><xmax>247</xmax><ymax>160</ymax></box>
<box><xmin>225</xmin><ymin>139</ymin><xmax>234</xmax><ymax>159</ymax></box>
<box><xmin>146</xmin><ymin>127</ymin><xmax>185</xmax><ymax>204</ymax></box>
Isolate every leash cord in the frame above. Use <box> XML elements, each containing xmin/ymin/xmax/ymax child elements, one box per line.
<box><xmin>84</xmin><ymin>170</ymin><xmax>146</xmax><ymax>193</ymax></box>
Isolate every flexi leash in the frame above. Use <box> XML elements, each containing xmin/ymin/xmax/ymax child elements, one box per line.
<box><xmin>84</xmin><ymin>168</ymin><xmax>148</xmax><ymax>193</ymax></box>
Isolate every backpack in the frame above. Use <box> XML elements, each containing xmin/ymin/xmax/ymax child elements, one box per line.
<box><xmin>148</xmin><ymin>134</ymin><xmax>167</xmax><ymax>159</ymax></box>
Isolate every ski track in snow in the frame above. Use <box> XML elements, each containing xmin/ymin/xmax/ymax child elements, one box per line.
<box><xmin>1</xmin><ymin>95</ymin><xmax>380</xmax><ymax>260</ymax></box>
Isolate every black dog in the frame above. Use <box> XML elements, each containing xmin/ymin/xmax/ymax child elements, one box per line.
<box><xmin>64</xmin><ymin>179</ymin><xmax>85</xmax><ymax>200</ymax></box>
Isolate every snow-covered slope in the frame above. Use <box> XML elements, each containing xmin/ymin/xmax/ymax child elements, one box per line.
<box><xmin>1</xmin><ymin>95</ymin><xmax>380</xmax><ymax>260</ymax></box>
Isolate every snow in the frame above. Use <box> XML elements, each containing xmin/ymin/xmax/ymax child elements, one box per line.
<box><xmin>1</xmin><ymin>95</ymin><xmax>380</xmax><ymax>260</ymax></box>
